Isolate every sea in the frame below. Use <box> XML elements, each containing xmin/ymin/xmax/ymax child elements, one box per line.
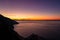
<box><xmin>14</xmin><ymin>21</ymin><xmax>60</xmax><ymax>40</ymax></box>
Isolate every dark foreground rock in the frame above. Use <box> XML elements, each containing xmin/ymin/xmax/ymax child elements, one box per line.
<box><xmin>0</xmin><ymin>14</ymin><xmax>23</xmax><ymax>40</ymax></box>
<box><xmin>24</xmin><ymin>33</ymin><xmax>47</xmax><ymax>40</ymax></box>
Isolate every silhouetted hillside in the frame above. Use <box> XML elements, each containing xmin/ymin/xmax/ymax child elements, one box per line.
<box><xmin>0</xmin><ymin>14</ymin><xmax>48</xmax><ymax>40</ymax></box>
<box><xmin>0</xmin><ymin>14</ymin><xmax>23</xmax><ymax>40</ymax></box>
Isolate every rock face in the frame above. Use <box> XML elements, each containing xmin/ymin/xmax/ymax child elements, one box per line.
<box><xmin>24</xmin><ymin>33</ymin><xmax>47</xmax><ymax>40</ymax></box>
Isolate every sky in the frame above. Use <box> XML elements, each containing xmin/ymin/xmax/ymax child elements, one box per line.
<box><xmin>0</xmin><ymin>0</ymin><xmax>60</xmax><ymax>20</ymax></box>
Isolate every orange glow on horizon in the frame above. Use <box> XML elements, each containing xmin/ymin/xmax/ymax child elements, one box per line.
<box><xmin>1</xmin><ymin>11</ymin><xmax>60</xmax><ymax>20</ymax></box>
<box><xmin>2</xmin><ymin>15</ymin><xmax>60</xmax><ymax>20</ymax></box>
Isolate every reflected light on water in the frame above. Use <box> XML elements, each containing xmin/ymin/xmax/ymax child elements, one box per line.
<box><xmin>14</xmin><ymin>21</ymin><xmax>60</xmax><ymax>39</ymax></box>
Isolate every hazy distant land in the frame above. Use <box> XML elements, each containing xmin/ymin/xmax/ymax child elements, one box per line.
<box><xmin>13</xmin><ymin>19</ymin><xmax>60</xmax><ymax>21</ymax></box>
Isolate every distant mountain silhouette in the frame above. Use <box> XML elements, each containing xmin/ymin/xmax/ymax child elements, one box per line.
<box><xmin>24</xmin><ymin>33</ymin><xmax>47</xmax><ymax>40</ymax></box>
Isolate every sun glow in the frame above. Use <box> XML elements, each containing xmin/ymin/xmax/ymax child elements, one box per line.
<box><xmin>1</xmin><ymin>13</ymin><xmax>60</xmax><ymax>20</ymax></box>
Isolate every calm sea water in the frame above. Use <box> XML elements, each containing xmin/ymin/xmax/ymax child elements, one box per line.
<box><xmin>14</xmin><ymin>21</ymin><xmax>60</xmax><ymax>40</ymax></box>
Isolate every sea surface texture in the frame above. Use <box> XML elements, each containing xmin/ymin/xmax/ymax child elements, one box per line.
<box><xmin>14</xmin><ymin>21</ymin><xmax>60</xmax><ymax>40</ymax></box>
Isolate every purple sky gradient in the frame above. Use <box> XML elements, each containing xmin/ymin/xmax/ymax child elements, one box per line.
<box><xmin>0</xmin><ymin>0</ymin><xmax>60</xmax><ymax>19</ymax></box>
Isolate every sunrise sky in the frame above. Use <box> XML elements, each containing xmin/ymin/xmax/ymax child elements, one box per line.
<box><xmin>0</xmin><ymin>0</ymin><xmax>60</xmax><ymax>20</ymax></box>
